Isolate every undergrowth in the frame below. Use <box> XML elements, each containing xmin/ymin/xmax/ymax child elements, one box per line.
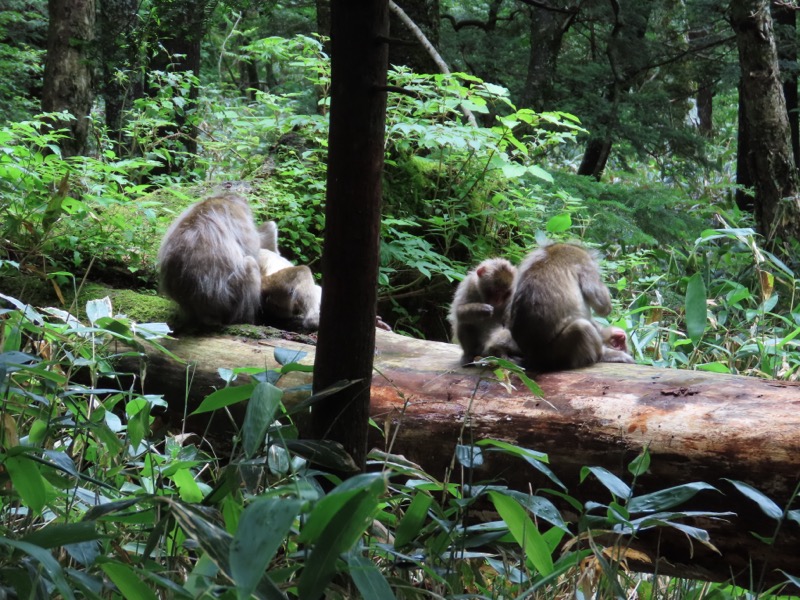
<box><xmin>1</xmin><ymin>290</ymin><xmax>799</xmax><ymax>599</ymax></box>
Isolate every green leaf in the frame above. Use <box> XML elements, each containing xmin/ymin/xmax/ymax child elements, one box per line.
<box><xmin>723</xmin><ymin>479</ymin><xmax>783</xmax><ymax>520</ymax></box>
<box><xmin>629</xmin><ymin>482</ymin><xmax>714</xmax><ymax>514</ymax></box>
<box><xmin>627</xmin><ymin>450</ymin><xmax>650</xmax><ymax>477</ymax></box>
<box><xmin>170</xmin><ymin>468</ymin><xmax>204</xmax><ymax>503</ymax></box>
<box><xmin>85</xmin><ymin>297</ymin><xmax>112</xmax><ymax>325</ymax></box>
<box><xmin>477</xmin><ymin>440</ymin><xmax>564</xmax><ymax>490</ymax></box>
<box><xmin>488</xmin><ymin>491</ymin><xmax>553</xmax><ymax>575</ymax></box>
<box><xmin>455</xmin><ymin>444</ymin><xmax>483</xmax><ymax>468</ymax></box>
<box><xmin>274</xmin><ymin>347</ymin><xmax>307</xmax><ymax>366</ymax></box>
<box><xmin>280</xmin><ymin>439</ymin><xmax>359</xmax><ymax>473</ymax></box>
<box><xmin>101</xmin><ymin>563</ymin><xmax>158</xmax><ymax>600</ymax></box>
<box><xmin>546</xmin><ymin>213</ymin><xmax>572</xmax><ymax>233</ymax></box>
<box><xmin>190</xmin><ymin>384</ymin><xmax>256</xmax><ymax>415</ymax></box>
<box><xmin>394</xmin><ymin>492</ymin><xmax>433</xmax><ymax>548</ymax></box>
<box><xmin>5</xmin><ymin>454</ymin><xmax>47</xmax><ymax>513</ymax></box>
<box><xmin>230</xmin><ymin>497</ymin><xmax>302</xmax><ymax>600</ymax></box>
<box><xmin>581</xmin><ymin>466</ymin><xmax>631</xmax><ymax>499</ymax></box>
<box><xmin>347</xmin><ymin>552</ymin><xmax>395</xmax><ymax>600</ymax></box>
<box><xmin>299</xmin><ymin>473</ymin><xmax>386</xmax><ymax>544</ymax></box>
<box><xmin>297</xmin><ymin>489</ymin><xmax>382</xmax><ymax>600</ymax></box>
<box><xmin>0</xmin><ymin>538</ymin><xmax>75</xmax><ymax>600</ymax></box>
<box><xmin>685</xmin><ymin>273</ymin><xmax>707</xmax><ymax>344</ymax></box>
<box><xmin>168</xmin><ymin>500</ymin><xmax>234</xmax><ymax>577</ymax></box>
<box><xmin>500</xmin><ymin>490</ymin><xmax>569</xmax><ymax>532</ymax></box>
<box><xmin>243</xmin><ymin>382</ymin><xmax>283</xmax><ymax>458</ymax></box>
<box><xmin>21</xmin><ymin>522</ymin><xmax>101</xmax><ymax>548</ymax></box>
<box><xmin>696</xmin><ymin>362</ymin><xmax>731</xmax><ymax>373</ymax></box>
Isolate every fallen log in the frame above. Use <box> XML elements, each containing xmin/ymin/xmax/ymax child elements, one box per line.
<box><xmin>128</xmin><ymin>328</ymin><xmax>800</xmax><ymax>590</ymax></box>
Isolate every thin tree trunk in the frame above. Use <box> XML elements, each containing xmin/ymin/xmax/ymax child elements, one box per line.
<box><xmin>97</xmin><ymin>0</ymin><xmax>137</xmax><ymax>157</ymax></box>
<box><xmin>774</xmin><ymin>1</ymin><xmax>799</xmax><ymax>167</ymax></box>
<box><xmin>731</xmin><ymin>0</ymin><xmax>800</xmax><ymax>243</ymax></box>
<box><xmin>519</xmin><ymin>4</ymin><xmax>575</xmax><ymax>111</ymax></box>
<box><xmin>577</xmin><ymin>0</ymin><xmax>654</xmax><ymax>180</ymax></box>
<box><xmin>311</xmin><ymin>0</ymin><xmax>389</xmax><ymax>470</ymax></box>
<box><xmin>735</xmin><ymin>81</ymin><xmax>754</xmax><ymax>212</ymax></box>
<box><xmin>41</xmin><ymin>0</ymin><xmax>96</xmax><ymax>157</ymax></box>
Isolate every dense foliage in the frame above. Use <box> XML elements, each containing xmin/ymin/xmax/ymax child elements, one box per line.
<box><xmin>2</xmin><ymin>1</ymin><xmax>800</xmax><ymax>597</ymax></box>
<box><xmin>1</xmin><ymin>295</ymin><xmax>797</xmax><ymax>598</ymax></box>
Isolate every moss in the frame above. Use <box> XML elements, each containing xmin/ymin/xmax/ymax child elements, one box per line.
<box><xmin>2</xmin><ymin>274</ymin><xmax>175</xmax><ymax>324</ymax></box>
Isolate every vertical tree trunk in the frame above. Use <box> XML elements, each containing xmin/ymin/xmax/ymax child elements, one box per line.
<box><xmin>519</xmin><ymin>4</ymin><xmax>575</xmax><ymax>111</ymax></box>
<box><xmin>577</xmin><ymin>0</ymin><xmax>653</xmax><ymax>180</ymax></box>
<box><xmin>97</xmin><ymin>0</ymin><xmax>137</xmax><ymax>157</ymax></box>
<box><xmin>311</xmin><ymin>0</ymin><xmax>389</xmax><ymax>470</ymax></box>
<box><xmin>731</xmin><ymin>0</ymin><xmax>800</xmax><ymax>243</ymax></box>
<box><xmin>735</xmin><ymin>81</ymin><xmax>755</xmax><ymax>212</ymax></box>
<box><xmin>144</xmin><ymin>0</ymin><xmax>209</xmax><ymax>176</ymax></box>
<box><xmin>41</xmin><ymin>0</ymin><xmax>95</xmax><ymax>157</ymax></box>
<box><xmin>773</xmin><ymin>1</ymin><xmax>799</xmax><ymax>167</ymax></box>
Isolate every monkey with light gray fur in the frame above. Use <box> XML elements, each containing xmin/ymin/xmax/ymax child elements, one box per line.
<box><xmin>157</xmin><ymin>193</ymin><xmax>321</xmax><ymax>330</ymax></box>
<box><xmin>158</xmin><ymin>193</ymin><xmax>263</xmax><ymax>326</ymax></box>
<box><xmin>257</xmin><ymin>221</ymin><xmax>321</xmax><ymax>331</ymax></box>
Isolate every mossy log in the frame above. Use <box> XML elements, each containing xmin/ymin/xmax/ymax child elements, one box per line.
<box><xmin>124</xmin><ymin>328</ymin><xmax>800</xmax><ymax>590</ymax></box>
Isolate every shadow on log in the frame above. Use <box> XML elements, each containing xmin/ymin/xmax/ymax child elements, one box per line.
<box><xmin>125</xmin><ymin>328</ymin><xmax>800</xmax><ymax>591</ymax></box>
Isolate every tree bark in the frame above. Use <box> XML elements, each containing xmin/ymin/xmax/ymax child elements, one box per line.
<box><xmin>143</xmin><ymin>0</ymin><xmax>210</xmax><ymax>176</ymax></box>
<box><xmin>41</xmin><ymin>0</ymin><xmax>95</xmax><ymax>157</ymax></box>
<box><xmin>312</xmin><ymin>1</ymin><xmax>388</xmax><ymax>470</ymax></box>
<box><xmin>128</xmin><ymin>329</ymin><xmax>800</xmax><ymax>590</ymax></box>
<box><xmin>730</xmin><ymin>0</ymin><xmax>800</xmax><ymax>243</ymax></box>
<box><xmin>519</xmin><ymin>3</ymin><xmax>576</xmax><ymax>112</ymax></box>
<box><xmin>577</xmin><ymin>0</ymin><xmax>654</xmax><ymax>180</ymax></box>
<box><xmin>735</xmin><ymin>79</ymin><xmax>755</xmax><ymax>211</ymax></box>
<box><xmin>773</xmin><ymin>1</ymin><xmax>799</xmax><ymax>167</ymax></box>
<box><xmin>97</xmin><ymin>0</ymin><xmax>137</xmax><ymax>157</ymax></box>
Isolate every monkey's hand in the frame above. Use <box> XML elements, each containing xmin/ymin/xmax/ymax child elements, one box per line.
<box><xmin>601</xmin><ymin>348</ymin><xmax>635</xmax><ymax>364</ymax></box>
<box><xmin>456</xmin><ymin>302</ymin><xmax>495</xmax><ymax>324</ymax></box>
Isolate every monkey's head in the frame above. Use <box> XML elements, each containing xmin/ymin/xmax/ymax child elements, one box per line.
<box><xmin>476</xmin><ymin>258</ymin><xmax>516</xmax><ymax>308</ymax></box>
<box><xmin>604</xmin><ymin>326</ymin><xmax>629</xmax><ymax>352</ymax></box>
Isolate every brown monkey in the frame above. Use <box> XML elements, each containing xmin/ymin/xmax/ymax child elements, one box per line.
<box><xmin>158</xmin><ymin>193</ymin><xmax>262</xmax><ymax>326</ymax></box>
<box><xmin>449</xmin><ymin>258</ymin><xmax>517</xmax><ymax>365</ymax></box>
<box><xmin>508</xmin><ymin>243</ymin><xmax>634</xmax><ymax>371</ymax></box>
<box><xmin>257</xmin><ymin>222</ymin><xmax>322</xmax><ymax>331</ymax></box>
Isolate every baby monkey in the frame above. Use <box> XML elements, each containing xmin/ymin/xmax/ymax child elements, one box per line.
<box><xmin>508</xmin><ymin>242</ymin><xmax>634</xmax><ymax>371</ymax></box>
<box><xmin>449</xmin><ymin>258</ymin><xmax>517</xmax><ymax>365</ymax></box>
<box><xmin>257</xmin><ymin>221</ymin><xmax>321</xmax><ymax>331</ymax></box>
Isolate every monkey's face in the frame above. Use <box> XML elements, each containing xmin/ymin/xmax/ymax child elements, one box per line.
<box><xmin>478</xmin><ymin>265</ymin><xmax>515</xmax><ymax>309</ymax></box>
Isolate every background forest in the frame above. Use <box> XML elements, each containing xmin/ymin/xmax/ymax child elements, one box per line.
<box><xmin>2</xmin><ymin>0</ymin><xmax>800</xmax><ymax>598</ymax></box>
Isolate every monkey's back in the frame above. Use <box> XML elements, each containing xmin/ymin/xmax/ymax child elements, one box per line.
<box><xmin>508</xmin><ymin>244</ymin><xmax>598</xmax><ymax>367</ymax></box>
<box><xmin>158</xmin><ymin>195</ymin><xmax>262</xmax><ymax>324</ymax></box>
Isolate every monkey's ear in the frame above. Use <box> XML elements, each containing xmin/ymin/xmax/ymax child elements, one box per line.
<box><xmin>476</xmin><ymin>266</ymin><xmax>487</xmax><ymax>277</ymax></box>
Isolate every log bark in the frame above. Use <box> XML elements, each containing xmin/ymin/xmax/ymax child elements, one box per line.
<box><xmin>128</xmin><ymin>329</ymin><xmax>800</xmax><ymax>590</ymax></box>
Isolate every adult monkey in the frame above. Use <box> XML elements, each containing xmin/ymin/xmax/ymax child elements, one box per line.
<box><xmin>158</xmin><ymin>192</ymin><xmax>262</xmax><ymax>326</ymax></box>
<box><xmin>508</xmin><ymin>243</ymin><xmax>634</xmax><ymax>371</ymax></box>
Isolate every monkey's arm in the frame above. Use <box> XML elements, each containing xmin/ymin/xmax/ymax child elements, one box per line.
<box><xmin>455</xmin><ymin>302</ymin><xmax>495</xmax><ymax>324</ymax></box>
<box><xmin>258</xmin><ymin>221</ymin><xmax>279</xmax><ymax>253</ymax></box>
<box><xmin>600</xmin><ymin>347</ymin><xmax>635</xmax><ymax>363</ymax></box>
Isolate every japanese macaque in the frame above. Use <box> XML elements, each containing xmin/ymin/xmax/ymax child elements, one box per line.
<box><xmin>508</xmin><ymin>243</ymin><xmax>634</xmax><ymax>371</ymax></box>
<box><xmin>257</xmin><ymin>222</ymin><xmax>322</xmax><ymax>331</ymax></box>
<box><xmin>158</xmin><ymin>193</ymin><xmax>262</xmax><ymax>326</ymax></box>
<box><xmin>449</xmin><ymin>258</ymin><xmax>517</xmax><ymax>365</ymax></box>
